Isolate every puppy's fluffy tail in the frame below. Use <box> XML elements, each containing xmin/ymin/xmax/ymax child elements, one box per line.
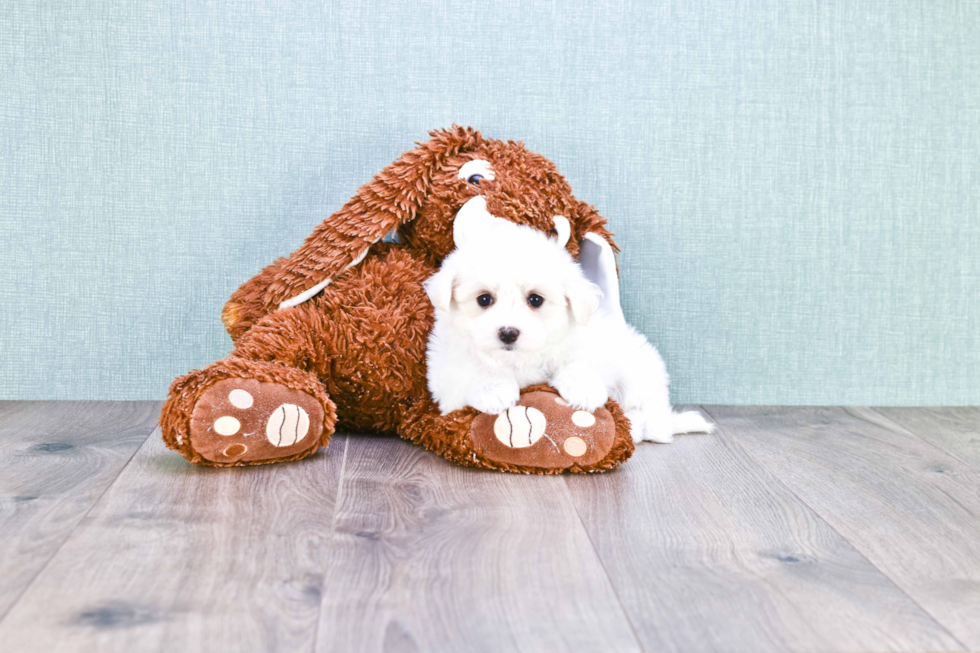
<box><xmin>672</xmin><ymin>410</ymin><xmax>715</xmax><ymax>435</ymax></box>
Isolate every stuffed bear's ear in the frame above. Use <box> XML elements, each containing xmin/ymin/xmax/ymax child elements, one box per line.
<box><xmin>579</xmin><ymin>232</ymin><xmax>625</xmax><ymax>325</ymax></box>
<box><xmin>222</xmin><ymin>126</ymin><xmax>482</xmax><ymax>338</ymax></box>
<box><xmin>572</xmin><ymin>201</ymin><xmax>626</xmax><ymax>326</ymax></box>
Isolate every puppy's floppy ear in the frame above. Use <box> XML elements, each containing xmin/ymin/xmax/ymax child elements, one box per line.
<box><xmin>222</xmin><ymin>126</ymin><xmax>482</xmax><ymax>339</ymax></box>
<box><xmin>565</xmin><ymin>275</ymin><xmax>602</xmax><ymax>325</ymax></box>
<box><xmin>423</xmin><ymin>256</ymin><xmax>458</xmax><ymax>312</ymax></box>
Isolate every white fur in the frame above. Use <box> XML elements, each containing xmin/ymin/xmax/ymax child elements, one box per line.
<box><xmin>424</xmin><ymin>222</ymin><xmax>713</xmax><ymax>444</ymax></box>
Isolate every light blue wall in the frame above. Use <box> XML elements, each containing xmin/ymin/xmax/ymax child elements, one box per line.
<box><xmin>1</xmin><ymin>1</ymin><xmax>978</xmax><ymax>404</ymax></box>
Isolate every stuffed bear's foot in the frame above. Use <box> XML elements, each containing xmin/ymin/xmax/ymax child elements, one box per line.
<box><xmin>469</xmin><ymin>388</ymin><xmax>633</xmax><ymax>472</ymax></box>
<box><xmin>400</xmin><ymin>385</ymin><xmax>634</xmax><ymax>474</ymax></box>
<box><xmin>188</xmin><ymin>377</ymin><xmax>327</xmax><ymax>464</ymax></box>
<box><xmin>161</xmin><ymin>358</ymin><xmax>337</xmax><ymax>467</ymax></box>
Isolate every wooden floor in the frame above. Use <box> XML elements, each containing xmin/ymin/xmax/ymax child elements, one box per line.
<box><xmin>0</xmin><ymin>403</ymin><xmax>977</xmax><ymax>652</ymax></box>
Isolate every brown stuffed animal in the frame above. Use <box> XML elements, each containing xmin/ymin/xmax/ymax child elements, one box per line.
<box><xmin>161</xmin><ymin>126</ymin><xmax>635</xmax><ymax>474</ymax></box>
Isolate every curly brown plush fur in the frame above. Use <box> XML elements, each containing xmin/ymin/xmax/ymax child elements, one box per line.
<box><xmin>162</xmin><ymin>126</ymin><xmax>634</xmax><ymax>473</ymax></box>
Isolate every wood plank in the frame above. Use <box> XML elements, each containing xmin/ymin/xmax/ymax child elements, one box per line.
<box><xmin>706</xmin><ymin>406</ymin><xmax>980</xmax><ymax>649</ymax></box>
<box><xmin>872</xmin><ymin>407</ymin><xmax>980</xmax><ymax>471</ymax></box>
<box><xmin>566</xmin><ymin>410</ymin><xmax>963</xmax><ymax>653</ymax></box>
<box><xmin>0</xmin><ymin>428</ymin><xmax>346</xmax><ymax>652</ymax></box>
<box><xmin>313</xmin><ymin>434</ymin><xmax>641</xmax><ymax>653</ymax></box>
<box><xmin>0</xmin><ymin>429</ymin><xmax>639</xmax><ymax>653</ymax></box>
<box><xmin>0</xmin><ymin>401</ymin><xmax>159</xmax><ymax>622</ymax></box>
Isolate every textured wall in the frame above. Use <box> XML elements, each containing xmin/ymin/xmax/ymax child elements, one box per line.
<box><xmin>1</xmin><ymin>1</ymin><xmax>978</xmax><ymax>404</ymax></box>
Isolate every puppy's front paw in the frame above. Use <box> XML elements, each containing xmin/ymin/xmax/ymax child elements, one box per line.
<box><xmin>553</xmin><ymin>374</ymin><xmax>608</xmax><ymax>413</ymax></box>
<box><xmin>467</xmin><ymin>381</ymin><xmax>521</xmax><ymax>415</ymax></box>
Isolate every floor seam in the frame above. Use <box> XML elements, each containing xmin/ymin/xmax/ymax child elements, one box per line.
<box><xmin>863</xmin><ymin>407</ymin><xmax>980</xmax><ymax>474</ymax></box>
<box><xmin>701</xmin><ymin>405</ymin><xmax>970</xmax><ymax>652</ymax></box>
<box><xmin>562</xmin><ymin>477</ymin><xmax>648</xmax><ymax>653</ymax></box>
<box><xmin>311</xmin><ymin>433</ymin><xmax>349</xmax><ymax>653</ymax></box>
<box><xmin>330</xmin><ymin>434</ymin><xmax>350</xmax><ymax>535</ymax></box>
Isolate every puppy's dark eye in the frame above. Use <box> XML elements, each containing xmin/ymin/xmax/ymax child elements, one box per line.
<box><xmin>477</xmin><ymin>293</ymin><xmax>494</xmax><ymax>307</ymax></box>
<box><xmin>466</xmin><ymin>174</ymin><xmax>484</xmax><ymax>185</ymax></box>
<box><xmin>527</xmin><ymin>293</ymin><xmax>544</xmax><ymax>308</ymax></box>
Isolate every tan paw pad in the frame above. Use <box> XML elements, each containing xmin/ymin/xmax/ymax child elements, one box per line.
<box><xmin>266</xmin><ymin>404</ymin><xmax>310</xmax><ymax>447</ymax></box>
<box><xmin>224</xmin><ymin>443</ymin><xmax>247</xmax><ymax>457</ymax></box>
<box><xmin>213</xmin><ymin>416</ymin><xmax>241</xmax><ymax>436</ymax></box>
<box><xmin>228</xmin><ymin>388</ymin><xmax>254</xmax><ymax>409</ymax></box>
<box><xmin>571</xmin><ymin>411</ymin><xmax>596</xmax><ymax>427</ymax></box>
<box><xmin>493</xmin><ymin>406</ymin><xmax>547</xmax><ymax>448</ymax></box>
<box><xmin>563</xmin><ymin>436</ymin><xmax>587</xmax><ymax>457</ymax></box>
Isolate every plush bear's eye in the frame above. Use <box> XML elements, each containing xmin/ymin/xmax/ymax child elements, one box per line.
<box><xmin>477</xmin><ymin>293</ymin><xmax>494</xmax><ymax>308</ymax></box>
<box><xmin>527</xmin><ymin>294</ymin><xmax>544</xmax><ymax>308</ymax></box>
<box><xmin>458</xmin><ymin>159</ymin><xmax>495</xmax><ymax>186</ymax></box>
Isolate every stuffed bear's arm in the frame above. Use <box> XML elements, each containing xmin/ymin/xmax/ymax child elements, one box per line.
<box><xmin>221</xmin><ymin>186</ymin><xmax>411</xmax><ymax>341</ymax></box>
<box><xmin>228</xmin><ymin>299</ymin><xmax>325</xmax><ymax>367</ymax></box>
<box><xmin>221</xmin><ymin>128</ymin><xmax>481</xmax><ymax>341</ymax></box>
<box><xmin>222</xmin><ymin>257</ymin><xmax>286</xmax><ymax>341</ymax></box>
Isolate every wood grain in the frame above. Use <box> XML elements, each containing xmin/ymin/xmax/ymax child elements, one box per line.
<box><xmin>3</xmin><ymin>403</ymin><xmax>979</xmax><ymax>652</ymax></box>
<box><xmin>0</xmin><ymin>429</ymin><xmax>347</xmax><ymax>652</ymax></box>
<box><xmin>566</xmin><ymin>410</ymin><xmax>962</xmax><ymax>653</ymax></box>
<box><xmin>872</xmin><ymin>407</ymin><xmax>980</xmax><ymax>470</ymax></box>
<box><xmin>313</xmin><ymin>434</ymin><xmax>641</xmax><ymax>653</ymax></box>
<box><xmin>0</xmin><ymin>427</ymin><xmax>640</xmax><ymax>653</ymax></box>
<box><xmin>0</xmin><ymin>401</ymin><xmax>159</xmax><ymax>621</ymax></box>
<box><xmin>707</xmin><ymin>406</ymin><xmax>980</xmax><ymax>649</ymax></box>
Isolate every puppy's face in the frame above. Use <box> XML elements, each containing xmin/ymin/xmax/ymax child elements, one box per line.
<box><xmin>452</xmin><ymin>267</ymin><xmax>570</xmax><ymax>357</ymax></box>
<box><xmin>426</xmin><ymin>224</ymin><xmax>600</xmax><ymax>361</ymax></box>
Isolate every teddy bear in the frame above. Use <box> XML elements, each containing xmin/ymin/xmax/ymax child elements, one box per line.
<box><xmin>160</xmin><ymin>126</ymin><xmax>635</xmax><ymax>474</ymax></box>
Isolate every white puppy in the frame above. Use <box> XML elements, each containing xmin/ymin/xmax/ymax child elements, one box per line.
<box><xmin>424</xmin><ymin>217</ymin><xmax>712</xmax><ymax>443</ymax></box>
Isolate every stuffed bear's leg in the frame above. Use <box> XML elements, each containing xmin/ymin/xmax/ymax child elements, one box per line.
<box><xmin>161</xmin><ymin>306</ymin><xmax>338</xmax><ymax>467</ymax></box>
<box><xmin>398</xmin><ymin>385</ymin><xmax>635</xmax><ymax>475</ymax></box>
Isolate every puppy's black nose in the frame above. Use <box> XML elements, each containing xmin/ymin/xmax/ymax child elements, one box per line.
<box><xmin>498</xmin><ymin>327</ymin><xmax>520</xmax><ymax>345</ymax></box>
